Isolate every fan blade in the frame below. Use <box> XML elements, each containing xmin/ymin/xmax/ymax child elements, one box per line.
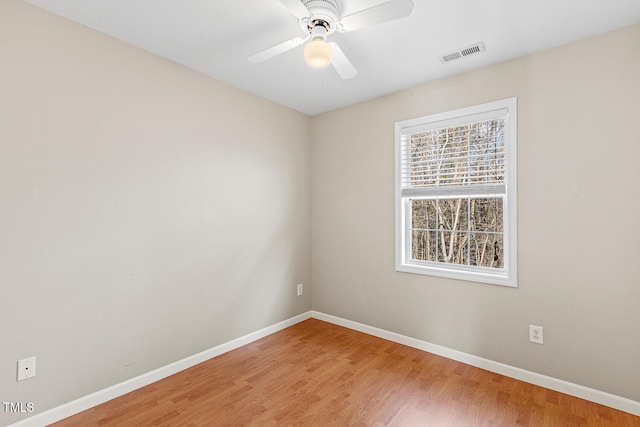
<box><xmin>278</xmin><ymin>0</ymin><xmax>311</xmax><ymax>20</ymax></box>
<box><xmin>248</xmin><ymin>36</ymin><xmax>307</xmax><ymax>63</ymax></box>
<box><xmin>339</xmin><ymin>0</ymin><xmax>414</xmax><ymax>32</ymax></box>
<box><xmin>329</xmin><ymin>43</ymin><xmax>357</xmax><ymax>79</ymax></box>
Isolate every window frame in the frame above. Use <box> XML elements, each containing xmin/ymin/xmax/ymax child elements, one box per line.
<box><xmin>395</xmin><ymin>98</ymin><xmax>517</xmax><ymax>287</ymax></box>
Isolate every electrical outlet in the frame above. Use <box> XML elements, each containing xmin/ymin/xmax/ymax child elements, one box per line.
<box><xmin>296</xmin><ymin>283</ymin><xmax>304</xmax><ymax>296</ymax></box>
<box><xmin>529</xmin><ymin>325</ymin><xmax>543</xmax><ymax>344</ymax></box>
<box><xmin>17</xmin><ymin>357</ymin><xmax>36</xmax><ymax>381</ymax></box>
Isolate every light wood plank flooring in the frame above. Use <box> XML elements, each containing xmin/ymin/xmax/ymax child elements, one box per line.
<box><xmin>51</xmin><ymin>318</ymin><xmax>640</xmax><ymax>426</ymax></box>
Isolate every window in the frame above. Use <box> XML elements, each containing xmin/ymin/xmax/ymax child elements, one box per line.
<box><xmin>395</xmin><ymin>98</ymin><xmax>517</xmax><ymax>287</ymax></box>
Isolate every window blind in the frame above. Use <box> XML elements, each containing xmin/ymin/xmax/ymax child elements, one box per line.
<box><xmin>399</xmin><ymin>115</ymin><xmax>508</xmax><ymax>196</ymax></box>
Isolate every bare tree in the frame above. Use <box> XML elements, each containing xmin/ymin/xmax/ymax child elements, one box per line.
<box><xmin>409</xmin><ymin>119</ymin><xmax>505</xmax><ymax>269</ymax></box>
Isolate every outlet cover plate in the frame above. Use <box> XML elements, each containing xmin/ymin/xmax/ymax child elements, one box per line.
<box><xmin>529</xmin><ymin>325</ymin><xmax>543</xmax><ymax>344</ymax></box>
<box><xmin>17</xmin><ymin>357</ymin><xmax>36</xmax><ymax>381</ymax></box>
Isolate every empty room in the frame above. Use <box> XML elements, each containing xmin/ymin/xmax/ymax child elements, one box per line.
<box><xmin>1</xmin><ymin>0</ymin><xmax>639</xmax><ymax>425</ymax></box>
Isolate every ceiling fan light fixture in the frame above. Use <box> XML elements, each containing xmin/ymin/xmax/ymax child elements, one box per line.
<box><xmin>304</xmin><ymin>37</ymin><xmax>334</xmax><ymax>67</ymax></box>
<box><xmin>248</xmin><ymin>0</ymin><xmax>415</xmax><ymax>78</ymax></box>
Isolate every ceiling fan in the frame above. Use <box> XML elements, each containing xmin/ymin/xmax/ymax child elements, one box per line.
<box><xmin>248</xmin><ymin>0</ymin><xmax>415</xmax><ymax>79</ymax></box>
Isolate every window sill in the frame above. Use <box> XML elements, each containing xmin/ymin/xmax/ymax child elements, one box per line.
<box><xmin>396</xmin><ymin>261</ymin><xmax>517</xmax><ymax>287</ymax></box>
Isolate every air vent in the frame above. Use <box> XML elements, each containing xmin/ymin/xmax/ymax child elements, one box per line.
<box><xmin>439</xmin><ymin>42</ymin><xmax>486</xmax><ymax>64</ymax></box>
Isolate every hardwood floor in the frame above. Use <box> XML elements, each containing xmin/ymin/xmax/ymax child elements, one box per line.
<box><xmin>51</xmin><ymin>319</ymin><xmax>640</xmax><ymax>426</ymax></box>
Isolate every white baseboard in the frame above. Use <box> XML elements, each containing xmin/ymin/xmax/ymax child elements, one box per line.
<box><xmin>9</xmin><ymin>312</ymin><xmax>312</xmax><ymax>427</ymax></box>
<box><xmin>11</xmin><ymin>309</ymin><xmax>639</xmax><ymax>426</ymax></box>
<box><xmin>311</xmin><ymin>310</ymin><xmax>640</xmax><ymax>417</ymax></box>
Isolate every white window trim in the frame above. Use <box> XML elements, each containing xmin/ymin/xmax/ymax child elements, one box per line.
<box><xmin>395</xmin><ymin>98</ymin><xmax>517</xmax><ymax>287</ymax></box>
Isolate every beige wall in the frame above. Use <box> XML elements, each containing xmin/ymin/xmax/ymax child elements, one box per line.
<box><xmin>0</xmin><ymin>1</ymin><xmax>311</xmax><ymax>424</ymax></box>
<box><xmin>312</xmin><ymin>24</ymin><xmax>640</xmax><ymax>402</ymax></box>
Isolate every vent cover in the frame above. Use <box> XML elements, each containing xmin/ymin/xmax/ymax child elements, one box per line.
<box><xmin>439</xmin><ymin>42</ymin><xmax>486</xmax><ymax>64</ymax></box>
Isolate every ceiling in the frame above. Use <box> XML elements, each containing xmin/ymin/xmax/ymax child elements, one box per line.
<box><xmin>22</xmin><ymin>0</ymin><xmax>640</xmax><ymax>116</ymax></box>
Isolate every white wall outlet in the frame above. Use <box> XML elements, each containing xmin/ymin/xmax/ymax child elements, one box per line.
<box><xmin>296</xmin><ymin>283</ymin><xmax>303</xmax><ymax>296</ymax></box>
<box><xmin>17</xmin><ymin>357</ymin><xmax>36</xmax><ymax>381</ymax></box>
<box><xmin>529</xmin><ymin>325</ymin><xmax>543</xmax><ymax>344</ymax></box>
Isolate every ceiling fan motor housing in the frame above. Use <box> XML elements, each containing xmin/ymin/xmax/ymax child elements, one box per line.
<box><xmin>300</xmin><ymin>0</ymin><xmax>340</xmax><ymax>34</ymax></box>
